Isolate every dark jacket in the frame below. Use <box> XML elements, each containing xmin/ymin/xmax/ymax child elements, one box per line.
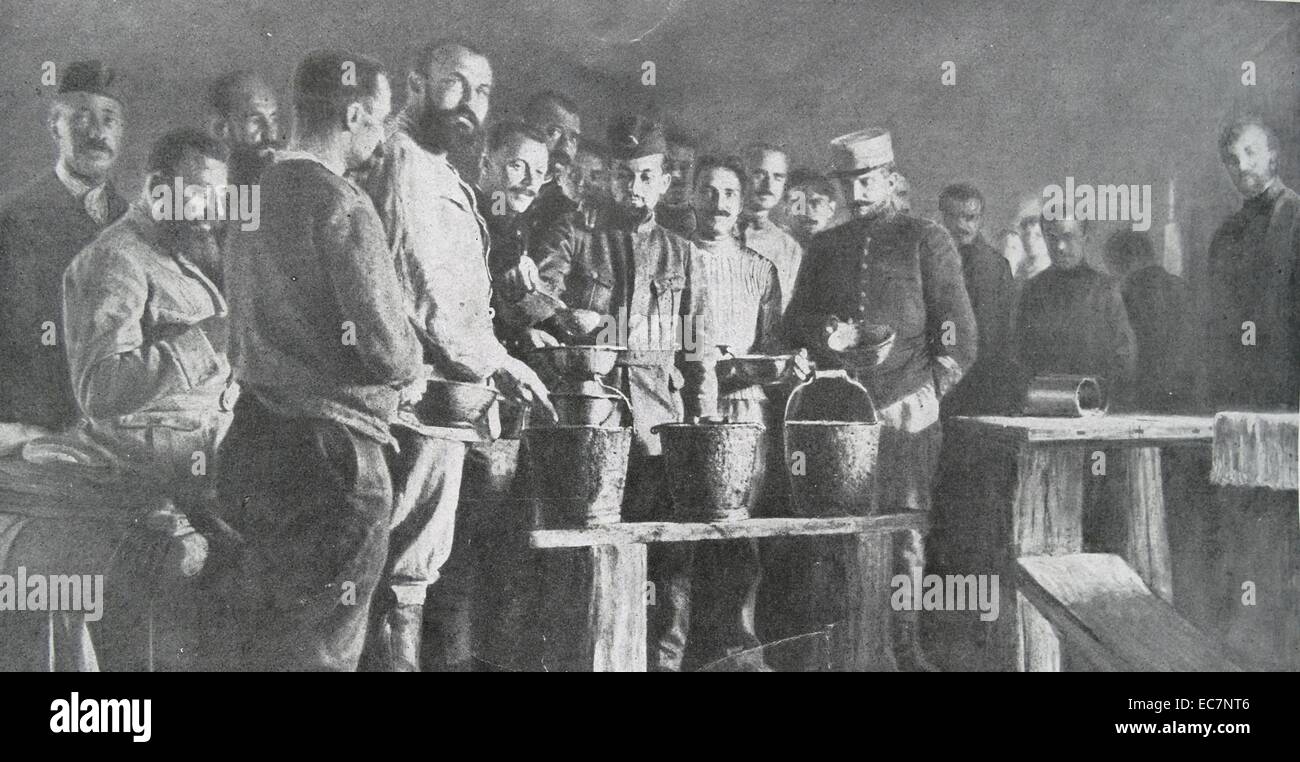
<box><xmin>0</xmin><ymin>171</ymin><xmax>128</xmax><ymax>429</ymax></box>
<box><xmin>227</xmin><ymin>157</ymin><xmax>421</xmax><ymax>443</ymax></box>
<box><xmin>528</xmin><ymin>207</ymin><xmax>717</xmax><ymax>454</ymax></box>
<box><xmin>1016</xmin><ymin>264</ymin><xmax>1136</xmax><ymax>403</ymax></box>
<box><xmin>1206</xmin><ymin>182</ymin><xmax>1300</xmax><ymax>409</ymax></box>
<box><xmin>1122</xmin><ymin>265</ymin><xmax>1195</xmax><ymax>411</ymax></box>
<box><xmin>943</xmin><ymin>234</ymin><xmax>1017</xmax><ymax>416</ymax></box>
<box><xmin>785</xmin><ymin>212</ymin><xmax>977</xmax><ymax>410</ymax></box>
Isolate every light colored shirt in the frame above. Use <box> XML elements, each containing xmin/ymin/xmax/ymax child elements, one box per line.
<box><xmin>740</xmin><ymin>214</ymin><xmax>803</xmax><ymax>315</ymax></box>
<box><xmin>364</xmin><ymin>127</ymin><xmax>509</xmax><ymax>383</ymax></box>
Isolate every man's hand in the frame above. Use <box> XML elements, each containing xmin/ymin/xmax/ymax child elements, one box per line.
<box><xmin>397</xmin><ymin>365</ymin><xmax>433</xmax><ymax>406</ymax></box>
<box><xmin>503</xmin><ymin>255</ymin><xmax>540</xmax><ymax>293</ymax></box>
<box><xmin>788</xmin><ymin>348</ymin><xmax>813</xmax><ymax>382</ymax></box>
<box><xmin>825</xmin><ymin>319</ymin><xmax>861</xmax><ymax>352</ymax></box>
<box><xmin>524</xmin><ymin>328</ymin><xmax>560</xmax><ymax>348</ymax></box>
<box><xmin>494</xmin><ymin>356</ymin><xmax>557</xmax><ymax>422</ymax></box>
<box><xmin>555</xmin><ymin>308</ymin><xmax>604</xmax><ymax>338</ymax></box>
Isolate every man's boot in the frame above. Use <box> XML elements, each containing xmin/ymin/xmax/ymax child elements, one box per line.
<box><xmin>367</xmin><ymin>602</ymin><xmax>424</xmax><ymax>672</ymax></box>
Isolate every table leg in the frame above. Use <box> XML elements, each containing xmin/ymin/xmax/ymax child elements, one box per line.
<box><xmin>998</xmin><ymin>445</ymin><xmax>1085</xmax><ymax>671</ymax></box>
<box><xmin>842</xmin><ymin>530</ymin><xmax>897</xmax><ymax>671</ymax></box>
<box><xmin>1119</xmin><ymin>447</ymin><xmax>1173</xmax><ymax>603</ymax></box>
<box><xmin>589</xmin><ymin>544</ymin><xmax>648</xmax><ymax>672</ymax></box>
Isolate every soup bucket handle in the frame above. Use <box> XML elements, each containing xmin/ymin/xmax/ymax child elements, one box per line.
<box><xmin>784</xmin><ymin>369</ymin><xmax>877</xmax><ymax>423</ymax></box>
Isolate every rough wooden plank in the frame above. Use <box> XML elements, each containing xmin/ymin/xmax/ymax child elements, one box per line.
<box><xmin>1210</xmin><ymin>411</ymin><xmax>1299</xmax><ymax>490</ymax></box>
<box><xmin>1016</xmin><ymin>553</ymin><xmax>1240</xmax><ymax>672</ymax></box>
<box><xmin>1017</xmin><ymin>592</ymin><xmax>1061</xmax><ymax>672</ymax></box>
<box><xmin>589</xmin><ymin>544</ymin><xmax>647</xmax><ymax>672</ymax></box>
<box><xmin>529</xmin><ymin>513</ymin><xmax>929</xmax><ymax>548</ymax></box>
<box><xmin>948</xmin><ymin>415</ymin><xmax>1216</xmax><ymax>447</ymax></box>
<box><xmin>990</xmin><ymin>446</ymin><xmax>1084</xmax><ymax>671</ymax></box>
<box><xmin>841</xmin><ymin>532</ymin><xmax>896</xmax><ymax>671</ymax></box>
<box><xmin>1121</xmin><ymin>447</ymin><xmax>1173</xmax><ymax>603</ymax></box>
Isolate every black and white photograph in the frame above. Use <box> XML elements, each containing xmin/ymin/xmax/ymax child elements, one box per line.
<box><xmin>0</xmin><ymin>0</ymin><xmax>1295</xmax><ymax>701</ymax></box>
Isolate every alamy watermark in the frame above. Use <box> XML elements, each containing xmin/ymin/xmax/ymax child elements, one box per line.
<box><xmin>150</xmin><ymin>178</ymin><xmax>261</xmax><ymax>231</ymax></box>
<box><xmin>0</xmin><ymin>566</ymin><xmax>104</xmax><ymax>622</ymax></box>
<box><xmin>891</xmin><ymin>569</ymin><xmax>1000</xmax><ymax>622</ymax></box>
<box><xmin>1042</xmin><ymin>176</ymin><xmax>1152</xmax><ymax>232</ymax></box>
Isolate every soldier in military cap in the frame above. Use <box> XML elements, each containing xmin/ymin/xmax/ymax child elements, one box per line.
<box><xmin>785</xmin><ymin>128</ymin><xmax>976</xmax><ymax>670</ymax></box>
<box><xmin>527</xmin><ymin>114</ymin><xmax>718</xmax><ymax>671</ymax></box>
<box><xmin>0</xmin><ymin>61</ymin><xmax>130</xmax><ymax>441</ymax></box>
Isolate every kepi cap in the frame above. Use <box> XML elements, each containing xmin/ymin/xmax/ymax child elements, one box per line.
<box><xmin>830</xmin><ymin>127</ymin><xmax>893</xmax><ymax>177</ymax></box>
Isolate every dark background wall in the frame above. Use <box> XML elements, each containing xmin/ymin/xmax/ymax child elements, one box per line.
<box><xmin>1</xmin><ymin>0</ymin><xmax>1296</xmax><ymax>283</ymax></box>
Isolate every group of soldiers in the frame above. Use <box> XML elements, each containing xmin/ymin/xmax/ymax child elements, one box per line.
<box><xmin>0</xmin><ymin>37</ymin><xmax>1295</xmax><ymax>672</ymax></box>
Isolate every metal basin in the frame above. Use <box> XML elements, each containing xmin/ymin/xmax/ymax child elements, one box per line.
<box><xmin>718</xmin><ymin>354</ymin><xmax>794</xmax><ymax>386</ymax></box>
<box><xmin>528</xmin><ymin>345</ymin><xmax>626</xmax><ymax>378</ymax></box>
<box><xmin>413</xmin><ymin>380</ymin><xmax>500</xmax><ymax>428</ymax></box>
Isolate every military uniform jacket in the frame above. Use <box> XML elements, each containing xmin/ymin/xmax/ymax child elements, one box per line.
<box><xmin>785</xmin><ymin>212</ymin><xmax>977</xmax><ymax>411</ymax></box>
<box><xmin>530</xmin><ymin>208</ymin><xmax>718</xmax><ymax>455</ymax></box>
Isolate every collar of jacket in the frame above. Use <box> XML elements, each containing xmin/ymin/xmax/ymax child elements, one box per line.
<box><xmin>1243</xmin><ymin>180</ymin><xmax>1286</xmax><ymax>215</ymax></box>
<box><xmin>610</xmin><ymin>205</ymin><xmax>658</xmax><ymax>233</ymax></box>
<box><xmin>122</xmin><ymin>202</ymin><xmax>229</xmax><ymax>315</ymax></box>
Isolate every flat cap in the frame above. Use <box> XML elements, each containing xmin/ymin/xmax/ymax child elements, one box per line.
<box><xmin>607</xmin><ymin>114</ymin><xmax>668</xmax><ymax>160</ymax></box>
<box><xmin>58</xmin><ymin>60</ymin><xmax>123</xmax><ymax>102</ymax></box>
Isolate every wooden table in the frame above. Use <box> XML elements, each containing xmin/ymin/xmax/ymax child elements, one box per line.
<box><xmin>528</xmin><ymin>513</ymin><xmax>928</xmax><ymax>671</ymax></box>
<box><xmin>941</xmin><ymin>414</ymin><xmax>1215</xmax><ymax>671</ymax></box>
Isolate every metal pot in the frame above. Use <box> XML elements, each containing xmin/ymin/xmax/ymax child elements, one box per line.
<box><xmin>717</xmin><ymin>353</ymin><xmax>795</xmax><ymax>386</ymax></box>
<box><xmin>524</xmin><ymin>425</ymin><xmax>632</xmax><ymax>528</ymax></box>
<box><xmin>651</xmin><ymin>420</ymin><xmax>766</xmax><ymax>522</ymax></box>
<box><xmin>781</xmin><ymin>371</ymin><xmax>881</xmax><ymax>517</ymax></box>
<box><xmin>528</xmin><ymin>344</ymin><xmax>626</xmax><ymax>378</ymax></box>
<box><xmin>413</xmin><ymin>380</ymin><xmax>500</xmax><ymax>428</ymax></box>
<box><xmin>784</xmin><ymin>420</ymin><xmax>881</xmax><ymax>517</ymax></box>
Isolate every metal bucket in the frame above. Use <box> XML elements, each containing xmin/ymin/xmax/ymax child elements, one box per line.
<box><xmin>784</xmin><ymin>420</ymin><xmax>881</xmax><ymax>516</ymax></box>
<box><xmin>523</xmin><ymin>425</ymin><xmax>632</xmax><ymax>528</ymax></box>
<box><xmin>652</xmin><ymin>421</ymin><xmax>766</xmax><ymax>521</ymax></box>
<box><xmin>782</xmin><ymin>370</ymin><xmax>881</xmax><ymax>517</ymax></box>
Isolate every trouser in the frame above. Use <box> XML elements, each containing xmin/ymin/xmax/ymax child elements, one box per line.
<box><xmin>625</xmin><ymin>450</ymin><xmax>764</xmax><ymax>670</ymax></box>
<box><xmin>216</xmin><ymin>395</ymin><xmax>392</xmax><ymax>671</ymax></box>
<box><xmin>383</xmin><ymin>428</ymin><xmax>467</xmax><ymax>606</ymax></box>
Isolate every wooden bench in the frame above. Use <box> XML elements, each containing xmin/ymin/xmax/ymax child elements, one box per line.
<box><xmin>1015</xmin><ymin>553</ymin><xmax>1240</xmax><ymax>672</ymax></box>
<box><xmin>528</xmin><ymin>513</ymin><xmax>928</xmax><ymax>671</ymax></box>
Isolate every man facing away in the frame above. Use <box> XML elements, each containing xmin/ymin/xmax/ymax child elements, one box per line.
<box><xmin>220</xmin><ymin>50</ymin><xmax>421</xmax><ymax>671</ymax></box>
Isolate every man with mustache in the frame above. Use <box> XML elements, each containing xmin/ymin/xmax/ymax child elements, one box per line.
<box><xmin>0</xmin><ymin>61</ymin><xmax>129</xmax><ymax>445</ymax></box>
<box><xmin>785</xmin><ymin>128</ymin><xmax>976</xmax><ymax>671</ymax></box>
<box><xmin>688</xmin><ymin>154</ymin><xmax>783</xmax><ymax>668</ymax></box>
<box><xmin>527</xmin><ymin>114</ymin><xmax>718</xmax><ymax>671</ymax></box>
<box><xmin>938</xmin><ymin>183</ymin><xmax>1016</xmax><ymax>416</ymax></box>
<box><xmin>358</xmin><ymin>39</ymin><xmax>553</xmax><ymax>671</ymax></box>
<box><xmin>739</xmin><ymin>143</ymin><xmax>804</xmax><ymax>323</ymax></box>
<box><xmin>479</xmin><ymin>120</ymin><xmax>556</xmax><ymax>351</ymax></box>
<box><xmin>1206</xmin><ymin>117</ymin><xmax>1299</xmax><ymax>409</ymax></box>
<box><xmin>207</xmin><ymin>70</ymin><xmax>282</xmax><ymax>187</ymax></box>
<box><xmin>523</xmin><ymin>90</ymin><xmax>582</xmax><ymax>224</ymax></box>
